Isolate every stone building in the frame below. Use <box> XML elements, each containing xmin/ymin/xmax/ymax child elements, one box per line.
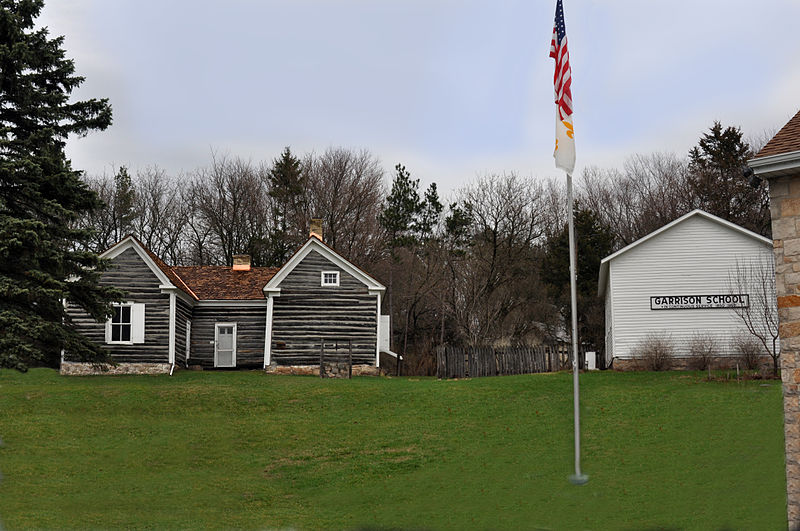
<box><xmin>748</xmin><ymin>108</ymin><xmax>800</xmax><ymax>529</ymax></box>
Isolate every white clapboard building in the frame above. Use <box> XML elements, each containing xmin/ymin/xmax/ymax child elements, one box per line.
<box><xmin>598</xmin><ymin>209</ymin><xmax>775</xmax><ymax>368</ymax></box>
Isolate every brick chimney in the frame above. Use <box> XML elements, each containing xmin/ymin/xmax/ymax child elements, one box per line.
<box><xmin>310</xmin><ymin>218</ymin><xmax>323</xmax><ymax>241</ymax></box>
<box><xmin>232</xmin><ymin>255</ymin><xmax>251</xmax><ymax>271</ymax></box>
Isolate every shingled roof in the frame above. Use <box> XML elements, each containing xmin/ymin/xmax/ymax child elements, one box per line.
<box><xmin>172</xmin><ymin>266</ymin><xmax>278</xmax><ymax>300</ymax></box>
<box><xmin>754</xmin><ymin>108</ymin><xmax>800</xmax><ymax>159</ymax></box>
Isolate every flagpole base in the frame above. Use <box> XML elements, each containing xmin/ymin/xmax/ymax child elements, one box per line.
<box><xmin>568</xmin><ymin>473</ymin><xmax>589</xmax><ymax>485</ymax></box>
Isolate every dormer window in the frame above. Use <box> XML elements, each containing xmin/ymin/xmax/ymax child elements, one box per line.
<box><xmin>321</xmin><ymin>271</ymin><xmax>340</xmax><ymax>287</ymax></box>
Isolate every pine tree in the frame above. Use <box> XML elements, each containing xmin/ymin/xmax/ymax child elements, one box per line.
<box><xmin>267</xmin><ymin>146</ymin><xmax>304</xmax><ymax>265</ymax></box>
<box><xmin>111</xmin><ymin>166</ymin><xmax>136</xmax><ymax>243</ymax></box>
<box><xmin>379</xmin><ymin>164</ymin><xmax>421</xmax><ymax>249</ymax></box>
<box><xmin>542</xmin><ymin>207</ymin><xmax>614</xmax><ymax>349</ymax></box>
<box><xmin>688</xmin><ymin>122</ymin><xmax>771</xmax><ymax>237</ymax></box>
<box><xmin>0</xmin><ymin>0</ymin><xmax>122</xmax><ymax>370</ymax></box>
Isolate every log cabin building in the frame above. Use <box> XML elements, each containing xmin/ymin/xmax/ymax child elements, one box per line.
<box><xmin>62</xmin><ymin>222</ymin><xmax>391</xmax><ymax>375</ymax></box>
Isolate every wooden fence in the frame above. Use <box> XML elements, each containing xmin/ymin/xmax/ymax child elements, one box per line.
<box><xmin>319</xmin><ymin>338</ymin><xmax>353</xmax><ymax>379</ymax></box>
<box><xmin>436</xmin><ymin>344</ymin><xmax>588</xmax><ymax>379</ymax></box>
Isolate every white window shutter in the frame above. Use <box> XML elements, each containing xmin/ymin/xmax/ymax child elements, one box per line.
<box><xmin>131</xmin><ymin>303</ymin><xmax>146</xmax><ymax>343</ymax></box>
<box><xmin>105</xmin><ymin>319</ymin><xmax>112</xmax><ymax>344</ymax></box>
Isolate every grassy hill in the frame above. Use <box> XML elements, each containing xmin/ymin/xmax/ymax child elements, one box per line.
<box><xmin>0</xmin><ymin>369</ymin><xmax>786</xmax><ymax>529</ymax></box>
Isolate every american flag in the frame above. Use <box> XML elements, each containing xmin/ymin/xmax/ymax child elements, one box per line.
<box><xmin>549</xmin><ymin>0</ymin><xmax>572</xmax><ymax>121</ymax></box>
<box><xmin>549</xmin><ymin>0</ymin><xmax>575</xmax><ymax>173</ymax></box>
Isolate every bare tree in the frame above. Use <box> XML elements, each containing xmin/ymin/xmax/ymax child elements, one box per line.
<box><xmin>579</xmin><ymin>152</ymin><xmax>692</xmax><ymax>248</ymax></box>
<box><xmin>303</xmin><ymin>147</ymin><xmax>385</xmax><ymax>267</ymax></box>
<box><xmin>447</xmin><ymin>173</ymin><xmax>550</xmax><ymax>345</ymax></box>
<box><xmin>727</xmin><ymin>254</ymin><xmax>779</xmax><ymax>375</ymax></box>
<box><xmin>191</xmin><ymin>154</ymin><xmax>272</xmax><ymax>266</ymax></box>
<box><xmin>132</xmin><ymin>166</ymin><xmax>191</xmax><ymax>264</ymax></box>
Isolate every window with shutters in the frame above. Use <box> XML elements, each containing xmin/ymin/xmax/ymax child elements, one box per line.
<box><xmin>106</xmin><ymin>302</ymin><xmax>145</xmax><ymax>344</ymax></box>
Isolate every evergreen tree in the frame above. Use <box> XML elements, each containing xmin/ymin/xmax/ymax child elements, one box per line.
<box><xmin>688</xmin><ymin>122</ymin><xmax>771</xmax><ymax>237</ymax></box>
<box><xmin>267</xmin><ymin>146</ymin><xmax>304</xmax><ymax>265</ymax></box>
<box><xmin>378</xmin><ymin>164</ymin><xmax>444</xmax><ymax>374</ymax></box>
<box><xmin>379</xmin><ymin>164</ymin><xmax>421</xmax><ymax>249</ymax></box>
<box><xmin>111</xmin><ymin>166</ymin><xmax>136</xmax><ymax>243</ymax></box>
<box><xmin>0</xmin><ymin>0</ymin><xmax>121</xmax><ymax>370</ymax></box>
<box><xmin>417</xmin><ymin>183</ymin><xmax>443</xmax><ymax>240</ymax></box>
<box><xmin>378</xmin><ymin>163</ymin><xmax>442</xmax><ymax>247</ymax></box>
<box><xmin>542</xmin><ymin>207</ymin><xmax>614</xmax><ymax>350</ymax></box>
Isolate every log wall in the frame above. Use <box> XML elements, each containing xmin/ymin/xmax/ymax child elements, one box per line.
<box><xmin>190</xmin><ymin>305</ymin><xmax>267</xmax><ymax>368</ymax></box>
<box><xmin>65</xmin><ymin>247</ymin><xmax>170</xmax><ymax>363</ymax></box>
<box><xmin>271</xmin><ymin>250</ymin><xmax>377</xmax><ymax>365</ymax></box>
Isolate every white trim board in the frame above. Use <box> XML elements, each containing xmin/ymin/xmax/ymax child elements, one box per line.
<box><xmin>748</xmin><ymin>149</ymin><xmax>800</xmax><ymax>179</ymax></box>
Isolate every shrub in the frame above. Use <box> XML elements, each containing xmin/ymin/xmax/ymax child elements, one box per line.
<box><xmin>735</xmin><ymin>334</ymin><xmax>762</xmax><ymax>371</ymax></box>
<box><xmin>636</xmin><ymin>333</ymin><xmax>674</xmax><ymax>371</ymax></box>
<box><xmin>688</xmin><ymin>332</ymin><xmax>717</xmax><ymax>371</ymax></box>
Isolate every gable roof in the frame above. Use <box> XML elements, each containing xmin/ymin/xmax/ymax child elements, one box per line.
<box><xmin>597</xmin><ymin>209</ymin><xmax>772</xmax><ymax>298</ymax></box>
<box><xmin>102</xmin><ymin>234</ymin><xmax>384</xmax><ymax>302</ymax></box>
<box><xmin>748</xmin><ymin>108</ymin><xmax>800</xmax><ymax>178</ymax></box>
<box><xmin>265</xmin><ymin>236</ymin><xmax>385</xmax><ymax>293</ymax></box>
<box><xmin>172</xmin><ymin>266</ymin><xmax>278</xmax><ymax>300</ymax></box>
<box><xmin>101</xmin><ymin>235</ymin><xmax>198</xmax><ymax>300</ymax></box>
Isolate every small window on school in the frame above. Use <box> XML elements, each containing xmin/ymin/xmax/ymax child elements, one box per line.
<box><xmin>321</xmin><ymin>271</ymin><xmax>340</xmax><ymax>287</ymax></box>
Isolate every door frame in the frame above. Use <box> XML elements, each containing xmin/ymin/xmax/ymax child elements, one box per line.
<box><xmin>214</xmin><ymin>322</ymin><xmax>237</xmax><ymax>368</ymax></box>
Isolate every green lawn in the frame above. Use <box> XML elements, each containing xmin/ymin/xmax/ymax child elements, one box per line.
<box><xmin>0</xmin><ymin>369</ymin><xmax>786</xmax><ymax>530</ymax></box>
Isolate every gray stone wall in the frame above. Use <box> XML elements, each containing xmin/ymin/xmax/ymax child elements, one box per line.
<box><xmin>60</xmin><ymin>362</ymin><xmax>171</xmax><ymax>375</ymax></box>
<box><xmin>264</xmin><ymin>364</ymin><xmax>382</xmax><ymax>376</ymax></box>
<box><xmin>768</xmin><ymin>174</ymin><xmax>800</xmax><ymax>528</ymax></box>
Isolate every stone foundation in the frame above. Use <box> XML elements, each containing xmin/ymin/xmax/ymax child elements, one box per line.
<box><xmin>611</xmin><ymin>355</ymin><xmax>775</xmax><ymax>372</ymax></box>
<box><xmin>264</xmin><ymin>364</ymin><xmax>382</xmax><ymax>377</ymax></box>
<box><xmin>60</xmin><ymin>362</ymin><xmax>172</xmax><ymax>376</ymax></box>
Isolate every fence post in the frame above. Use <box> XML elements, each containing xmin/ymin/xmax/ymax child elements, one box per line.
<box><xmin>319</xmin><ymin>337</ymin><xmax>325</xmax><ymax>378</ymax></box>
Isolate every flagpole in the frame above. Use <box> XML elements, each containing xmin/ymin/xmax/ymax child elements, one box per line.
<box><xmin>567</xmin><ymin>170</ymin><xmax>588</xmax><ymax>485</ymax></box>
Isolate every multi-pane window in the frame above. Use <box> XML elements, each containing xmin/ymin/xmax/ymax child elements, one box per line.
<box><xmin>110</xmin><ymin>304</ymin><xmax>132</xmax><ymax>342</ymax></box>
<box><xmin>321</xmin><ymin>271</ymin><xmax>339</xmax><ymax>287</ymax></box>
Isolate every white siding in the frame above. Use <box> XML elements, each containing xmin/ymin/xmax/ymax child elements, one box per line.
<box><xmin>609</xmin><ymin>215</ymin><xmax>774</xmax><ymax>361</ymax></box>
<box><xmin>605</xmin><ymin>280</ymin><xmax>613</xmax><ymax>366</ymax></box>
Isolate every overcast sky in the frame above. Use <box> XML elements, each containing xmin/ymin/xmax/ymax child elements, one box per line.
<box><xmin>38</xmin><ymin>0</ymin><xmax>800</xmax><ymax>195</ymax></box>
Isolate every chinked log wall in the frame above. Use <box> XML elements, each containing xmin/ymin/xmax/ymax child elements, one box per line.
<box><xmin>66</xmin><ymin>247</ymin><xmax>170</xmax><ymax>363</ymax></box>
<box><xmin>437</xmin><ymin>345</ymin><xmax>585</xmax><ymax>379</ymax></box>
<box><xmin>190</xmin><ymin>306</ymin><xmax>267</xmax><ymax>368</ymax></box>
<box><xmin>271</xmin><ymin>250</ymin><xmax>377</xmax><ymax>365</ymax></box>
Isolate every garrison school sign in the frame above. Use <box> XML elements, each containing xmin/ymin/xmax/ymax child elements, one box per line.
<box><xmin>650</xmin><ymin>294</ymin><xmax>749</xmax><ymax>310</ymax></box>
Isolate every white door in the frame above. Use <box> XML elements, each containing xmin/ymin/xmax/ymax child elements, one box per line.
<box><xmin>215</xmin><ymin>323</ymin><xmax>236</xmax><ymax>368</ymax></box>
